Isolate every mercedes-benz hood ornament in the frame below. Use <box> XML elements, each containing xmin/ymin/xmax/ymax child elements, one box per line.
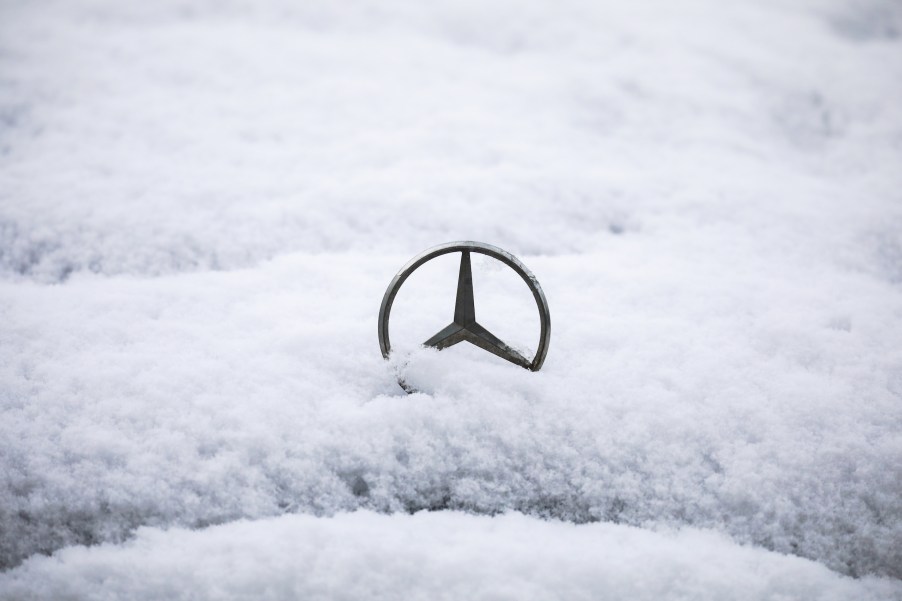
<box><xmin>378</xmin><ymin>241</ymin><xmax>550</xmax><ymax>391</ymax></box>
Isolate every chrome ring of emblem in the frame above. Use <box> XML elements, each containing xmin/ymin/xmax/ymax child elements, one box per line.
<box><xmin>379</xmin><ymin>241</ymin><xmax>550</xmax><ymax>391</ymax></box>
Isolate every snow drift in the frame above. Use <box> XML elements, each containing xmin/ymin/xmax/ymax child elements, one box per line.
<box><xmin>1</xmin><ymin>0</ymin><xmax>901</xmax><ymax>593</ymax></box>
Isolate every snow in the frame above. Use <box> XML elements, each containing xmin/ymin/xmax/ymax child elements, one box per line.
<box><xmin>1</xmin><ymin>0</ymin><xmax>902</xmax><ymax>597</ymax></box>
<box><xmin>2</xmin><ymin>511</ymin><xmax>899</xmax><ymax>601</ymax></box>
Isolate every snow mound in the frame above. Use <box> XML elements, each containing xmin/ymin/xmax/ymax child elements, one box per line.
<box><xmin>2</xmin><ymin>250</ymin><xmax>900</xmax><ymax>578</ymax></box>
<box><xmin>2</xmin><ymin>511</ymin><xmax>899</xmax><ymax>601</ymax></box>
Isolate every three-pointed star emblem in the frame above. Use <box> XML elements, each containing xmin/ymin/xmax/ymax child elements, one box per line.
<box><xmin>378</xmin><ymin>241</ymin><xmax>551</xmax><ymax>391</ymax></box>
<box><xmin>421</xmin><ymin>251</ymin><xmax>531</xmax><ymax>369</ymax></box>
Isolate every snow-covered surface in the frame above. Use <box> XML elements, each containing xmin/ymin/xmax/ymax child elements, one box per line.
<box><xmin>2</xmin><ymin>0</ymin><xmax>902</xmax><ymax>597</ymax></box>
<box><xmin>2</xmin><ymin>511</ymin><xmax>900</xmax><ymax>601</ymax></box>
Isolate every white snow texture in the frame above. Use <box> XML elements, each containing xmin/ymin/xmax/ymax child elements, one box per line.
<box><xmin>3</xmin><ymin>511</ymin><xmax>901</xmax><ymax>601</ymax></box>
<box><xmin>1</xmin><ymin>0</ymin><xmax>902</xmax><ymax>598</ymax></box>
